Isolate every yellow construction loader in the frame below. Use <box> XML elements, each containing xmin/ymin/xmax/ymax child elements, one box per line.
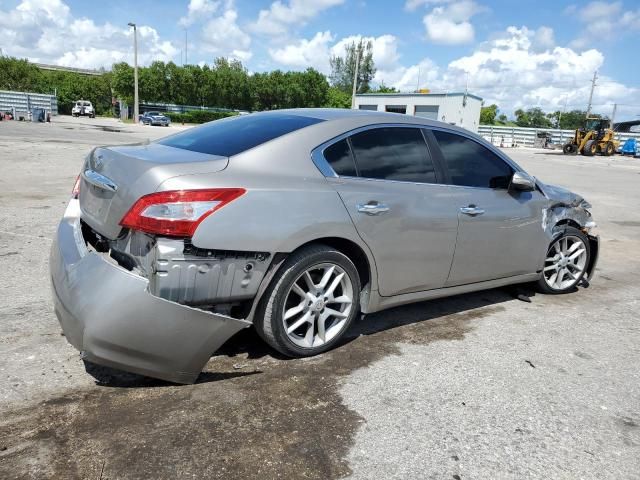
<box><xmin>562</xmin><ymin>118</ymin><xmax>619</xmax><ymax>156</ymax></box>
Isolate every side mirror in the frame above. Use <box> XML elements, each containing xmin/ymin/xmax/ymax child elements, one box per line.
<box><xmin>510</xmin><ymin>172</ymin><xmax>536</xmax><ymax>192</ymax></box>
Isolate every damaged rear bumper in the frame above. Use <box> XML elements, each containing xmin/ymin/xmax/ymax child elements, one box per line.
<box><xmin>50</xmin><ymin>200</ymin><xmax>251</xmax><ymax>384</ymax></box>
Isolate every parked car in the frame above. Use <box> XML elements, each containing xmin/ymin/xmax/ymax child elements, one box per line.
<box><xmin>51</xmin><ymin>109</ymin><xmax>599</xmax><ymax>383</ymax></box>
<box><xmin>140</xmin><ymin>111</ymin><xmax>171</xmax><ymax>126</ymax></box>
<box><xmin>72</xmin><ymin>100</ymin><xmax>95</xmax><ymax>118</ymax></box>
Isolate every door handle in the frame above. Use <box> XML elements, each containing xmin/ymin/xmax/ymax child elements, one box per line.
<box><xmin>357</xmin><ymin>202</ymin><xmax>390</xmax><ymax>215</ymax></box>
<box><xmin>459</xmin><ymin>205</ymin><xmax>485</xmax><ymax>216</ymax></box>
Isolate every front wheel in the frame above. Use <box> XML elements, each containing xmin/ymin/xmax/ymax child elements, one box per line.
<box><xmin>537</xmin><ymin>226</ymin><xmax>590</xmax><ymax>294</ymax></box>
<box><xmin>604</xmin><ymin>141</ymin><xmax>615</xmax><ymax>156</ymax></box>
<box><xmin>582</xmin><ymin>140</ymin><xmax>597</xmax><ymax>156</ymax></box>
<box><xmin>255</xmin><ymin>244</ymin><xmax>361</xmax><ymax>357</ymax></box>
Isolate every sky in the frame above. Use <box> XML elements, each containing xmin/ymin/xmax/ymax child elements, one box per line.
<box><xmin>1</xmin><ymin>0</ymin><xmax>639</xmax><ymax>120</ymax></box>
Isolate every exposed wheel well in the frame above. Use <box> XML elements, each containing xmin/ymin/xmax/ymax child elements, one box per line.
<box><xmin>292</xmin><ymin>237</ymin><xmax>371</xmax><ymax>289</ymax></box>
<box><xmin>554</xmin><ymin>218</ymin><xmax>582</xmax><ymax>231</ymax></box>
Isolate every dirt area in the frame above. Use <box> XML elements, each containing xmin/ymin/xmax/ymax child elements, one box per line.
<box><xmin>0</xmin><ymin>118</ymin><xmax>639</xmax><ymax>479</ymax></box>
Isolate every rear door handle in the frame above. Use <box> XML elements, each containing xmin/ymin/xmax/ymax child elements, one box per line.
<box><xmin>460</xmin><ymin>205</ymin><xmax>485</xmax><ymax>216</ymax></box>
<box><xmin>357</xmin><ymin>202</ymin><xmax>390</xmax><ymax>215</ymax></box>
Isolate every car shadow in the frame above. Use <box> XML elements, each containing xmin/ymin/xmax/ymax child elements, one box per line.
<box><xmin>84</xmin><ymin>360</ymin><xmax>260</xmax><ymax>388</ymax></box>
<box><xmin>219</xmin><ymin>284</ymin><xmax>534</xmax><ymax>359</ymax></box>
<box><xmin>87</xmin><ymin>284</ymin><xmax>534</xmax><ymax>388</ymax></box>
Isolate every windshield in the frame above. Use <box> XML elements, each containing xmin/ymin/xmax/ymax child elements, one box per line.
<box><xmin>158</xmin><ymin>112</ymin><xmax>324</xmax><ymax>157</ymax></box>
<box><xmin>148</xmin><ymin>111</ymin><xmax>161</xmax><ymax>116</ymax></box>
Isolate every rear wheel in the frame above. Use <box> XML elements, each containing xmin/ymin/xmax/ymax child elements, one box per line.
<box><xmin>563</xmin><ymin>143</ymin><xmax>577</xmax><ymax>155</ymax></box>
<box><xmin>255</xmin><ymin>244</ymin><xmax>361</xmax><ymax>357</ymax></box>
<box><xmin>537</xmin><ymin>226</ymin><xmax>590</xmax><ymax>294</ymax></box>
<box><xmin>582</xmin><ymin>140</ymin><xmax>597</xmax><ymax>156</ymax></box>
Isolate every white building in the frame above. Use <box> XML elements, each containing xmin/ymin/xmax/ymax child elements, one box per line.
<box><xmin>353</xmin><ymin>92</ymin><xmax>483</xmax><ymax>132</ymax></box>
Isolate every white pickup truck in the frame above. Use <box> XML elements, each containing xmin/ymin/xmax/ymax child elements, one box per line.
<box><xmin>72</xmin><ymin>100</ymin><xmax>95</xmax><ymax>118</ymax></box>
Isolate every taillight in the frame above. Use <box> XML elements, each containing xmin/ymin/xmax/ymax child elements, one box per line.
<box><xmin>120</xmin><ymin>188</ymin><xmax>246</xmax><ymax>237</ymax></box>
<box><xmin>71</xmin><ymin>175</ymin><xmax>81</xmax><ymax>199</ymax></box>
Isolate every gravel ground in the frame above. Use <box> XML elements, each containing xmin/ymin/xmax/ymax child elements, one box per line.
<box><xmin>0</xmin><ymin>117</ymin><xmax>638</xmax><ymax>479</ymax></box>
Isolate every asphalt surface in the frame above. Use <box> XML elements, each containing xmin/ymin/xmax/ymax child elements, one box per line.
<box><xmin>0</xmin><ymin>117</ymin><xmax>638</xmax><ymax>479</ymax></box>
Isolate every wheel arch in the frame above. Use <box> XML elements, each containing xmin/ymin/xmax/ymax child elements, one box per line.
<box><xmin>245</xmin><ymin>236</ymin><xmax>376</xmax><ymax>324</ymax></box>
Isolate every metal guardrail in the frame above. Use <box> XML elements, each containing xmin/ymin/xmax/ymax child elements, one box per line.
<box><xmin>478</xmin><ymin>125</ymin><xmax>637</xmax><ymax>148</ymax></box>
<box><xmin>139</xmin><ymin>102</ymin><xmax>239</xmax><ymax>114</ymax></box>
<box><xmin>0</xmin><ymin>90</ymin><xmax>58</xmax><ymax>117</ymax></box>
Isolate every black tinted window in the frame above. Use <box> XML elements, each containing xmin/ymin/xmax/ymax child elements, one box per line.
<box><xmin>432</xmin><ymin>130</ymin><xmax>513</xmax><ymax>188</ymax></box>
<box><xmin>159</xmin><ymin>113</ymin><xmax>323</xmax><ymax>157</ymax></box>
<box><xmin>349</xmin><ymin>128</ymin><xmax>437</xmax><ymax>183</ymax></box>
<box><xmin>324</xmin><ymin>139</ymin><xmax>357</xmax><ymax>176</ymax></box>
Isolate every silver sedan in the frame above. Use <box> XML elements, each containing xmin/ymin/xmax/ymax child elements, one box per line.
<box><xmin>51</xmin><ymin>109</ymin><xmax>599</xmax><ymax>383</ymax></box>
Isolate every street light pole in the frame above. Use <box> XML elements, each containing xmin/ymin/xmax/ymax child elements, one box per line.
<box><xmin>128</xmin><ymin>22</ymin><xmax>139</xmax><ymax>123</ymax></box>
<box><xmin>350</xmin><ymin>45</ymin><xmax>361</xmax><ymax>109</ymax></box>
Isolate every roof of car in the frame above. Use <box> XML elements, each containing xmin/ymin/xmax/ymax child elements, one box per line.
<box><xmin>256</xmin><ymin>108</ymin><xmax>466</xmax><ymax>133</ymax></box>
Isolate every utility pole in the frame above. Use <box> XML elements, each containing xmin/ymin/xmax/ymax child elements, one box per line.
<box><xmin>350</xmin><ymin>45</ymin><xmax>361</xmax><ymax>109</ymax></box>
<box><xmin>586</xmin><ymin>70</ymin><xmax>598</xmax><ymax>118</ymax></box>
<box><xmin>558</xmin><ymin>95</ymin><xmax>569</xmax><ymax>129</ymax></box>
<box><xmin>128</xmin><ymin>22</ymin><xmax>139</xmax><ymax>123</ymax></box>
<box><xmin>611</xmin><ymin>103</ymin><xmax>617</xmax><ymax>126</ymax></box>
<box><xmin>185</xmin><ymin>29</ymin><xmax>188</xmax><ymax>65</ymax></box>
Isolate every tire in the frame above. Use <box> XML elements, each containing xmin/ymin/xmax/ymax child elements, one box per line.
<box><xmin>604</xmin><ymin>142</ymin><xmax>615</xmax><ymax>156</ymax></box>
<box><xmin>255</xmin><ymin>244</ymin><xmax>361</xmax><ymax>357</ymax></box>
<box><xmin>537</xmin><ymin>226</ymin><xmax>590</xmax><ymax>294</ymax></box>
<box><xmin>582</xmin><ymin>140</ymin><xmax>597</xmax><ymax>156</ymax></box>
<box><xmin>563</xmin><ymin>143</ymin><xmax>577</xmax><ymax>155</ymax></box>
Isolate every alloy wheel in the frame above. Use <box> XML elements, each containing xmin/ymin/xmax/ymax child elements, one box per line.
<box><xmin>281</xmin><ymin>263</ymin><xmax>353</xmax><ymax>348</ymax></box>
<box><xmin>543</xmin><ymin>235</ymin><xmax>588</xmax><ymax>290</ymax></box>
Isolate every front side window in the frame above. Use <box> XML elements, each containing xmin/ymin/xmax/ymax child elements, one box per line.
<box><xmin>432</xmin><ymin>130</ymin><xmax>513</xmax><ymax>188</ymax></box>
<box><xmin>349</xmin><ymin>127</ymin><xmax>437</xmax><ymax>183</ymax></box>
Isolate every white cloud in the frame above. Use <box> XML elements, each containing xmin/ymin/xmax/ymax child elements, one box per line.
<box><xmin>251</xmin><ymin>0</ymin><xmax>344</xmax><ymax>36</ymax></box>
<box><xmin>179</xmin><ymin>0</ymin><xmax>219</xmax><ymax>27</ymax></box>
<box><xmin>441</xmin><ymin>26</ymin><xmax>636</xmax><ymax>116</ymax></box>
<box><xmin>330</xmin><ymin>34</ymin><xmax>400</xmax><ymax>71</ymax></box>
<box><xmin>200</xmin><ymin>8</ymin><xmax>252</xmax><ymax>61</ymax></box>
<box><xmin>269</xmin><ymin>33</ymin><xmax>402</xmax><ymax>75</ymax></box>
<box><xmin>0</xmin><ymin>0</ymin><xmax>178</xmax><ymax>68</ymax></box>
<box><xmin>269</xmin><ymin>31</ymin><xmax>334</xmax><ymax>71</ymax></box>
<box><xmin>423</xmin><ymin>0</ymin><xmax>482</xmax><ymax>45</ymax></box>
<box><xmin>569</xmin><ymin>1</ymin><xmax>640</xmax><ymax>48</ymax></box>
<box><xmin>532</xmin><ymin>26</ymin><xmax>555</xmax><ymax>51</ymax></box>
<box><xmin>376</xmin><ymin>58</ymin><xmax>441</xmax><ymax>92</ymax></box>
<box><xmin>404</xmin><ymin>0</ymin><xmax>453</xmax><ymax>11</ymax></box>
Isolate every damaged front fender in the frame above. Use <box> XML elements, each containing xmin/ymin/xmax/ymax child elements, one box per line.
<box><xmin>539</xmin><ymin>180</ymin><xmax>599</xmax><ymax>280</ymax></box>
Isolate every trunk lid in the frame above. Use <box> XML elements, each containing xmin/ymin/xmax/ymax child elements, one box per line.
<box><xmin>79</xmin><ymin>143</ymin><xmax>228</xmax><ymax>239</ymax></box>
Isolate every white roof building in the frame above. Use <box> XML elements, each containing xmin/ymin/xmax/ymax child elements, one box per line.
<box><xmin>353</xmin><ymin>92</ymin><xmax>483</xmax><ymax>132</ymax></box>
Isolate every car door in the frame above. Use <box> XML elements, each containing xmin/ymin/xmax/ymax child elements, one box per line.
<box><xmin>425</xmin><ymin>129</ymin><xmax>549</xmax><ymax>287</ymax></box>
<box><xmin>318</xmin><ymin>126</ymin><xmax>459</xmax><ymax>297</ymax></box>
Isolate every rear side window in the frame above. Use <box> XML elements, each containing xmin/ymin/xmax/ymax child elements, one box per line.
<box><xmin>158</xmin><ymin>113</ymin><xmax>323</xmax><ymax>157</ymax></box>
<box><xmin>324</xmin><ymin>139</ymin><xmax>357</xmax><ymax>176</ymax></box>
<box><xmin>432</xmin><ymin>130</ymin><xmax>513</xmax><ymax>188</ymax></box>
<box><xmin>349</xmin><ymin>127</ymin><xmax>437</xmax><ymax>183</ymax></box>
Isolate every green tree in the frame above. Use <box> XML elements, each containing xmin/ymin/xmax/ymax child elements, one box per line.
<box><xmin>515</xmin><ymin>107</ymin><xmax>552</xmax><ymax>128</ymax></box>
<box><xmin>0</xmin><ymin>56</ymin><xmax>43</xmax><ymax>91</ymax></box>
<box><xmin>325</xmin><ymin>87</ymin><xmax>351</xmax><ymax>108</ymax></box>
<box><xmin>480</xmin><ymin>104</ymin><xmax>498</xmax><ymax>125</ymax></box>
<box><xmin>111</xmin><ymin>62</ymin><xmax>134</xmax><ymax>105</ymax></box>
<box><xmin>371</xmin><ymin>82</ymin><xmax>398</xmax><ymax>94</ymax></box>
<box><xmin>329</xmin><ymin>39</ymin><xmax>376</xmax><ymax>94</ymax></box>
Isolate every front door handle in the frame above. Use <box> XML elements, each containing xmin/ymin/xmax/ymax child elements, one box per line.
<box><xmin>460</xmin><ymin>205</ymin><xmax>485</xmax><ymax>216</ymax></box>
<box><xmin>357</xmin><ymin>202</ymin><xmax>390</xmax><ymax>215</ymax></box>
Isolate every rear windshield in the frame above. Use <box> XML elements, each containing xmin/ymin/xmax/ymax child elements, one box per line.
<box><xmin>158</xmin><ymin>113</ymin><xmax>324</xmax><ymax>157</ymax></box>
